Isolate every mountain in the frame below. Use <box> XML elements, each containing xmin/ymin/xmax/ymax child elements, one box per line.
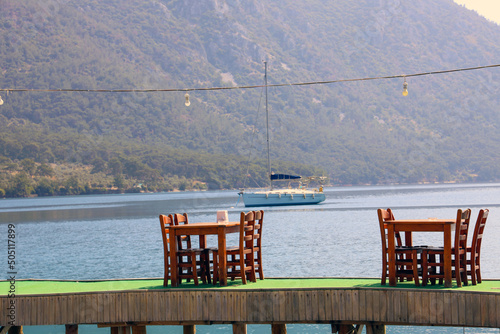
<box><xmin>0</xmin><ymin>0</ymin><xmax>499</xmax><ymax>196</ymax></box>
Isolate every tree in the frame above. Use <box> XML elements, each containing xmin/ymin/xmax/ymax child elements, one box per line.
<box><xmin>39</xmin><ymin>146</ymin><xmax>56</xmax><ymax>163</ymax></box>
<box><xmin>8</xmin><ymin>173</ymin><xmax>34</xmax><ymax>197</ymax></box>
<box><xmin>108</xmin><ymin>157</ymin><xmax>123</xmax><ymax>175</ymax></box>
<box><xmin>65</xmin><ymin>175</ymin><xmax>83</xmax><ymax>195</ymax></box>
<box><xmin>21</xmin><ymin>159</ymin><xmax>37</xmax><ymax>175</ymax></box>
<box><xmin>36</xmin><ymin>163</ymin><xmax>55</xmax><ymax>177</ymax></box>
<box><xmin>21</xmin><ymin>143</ymin><xmax>40</xmax><ymax>160</ymax></box>
<box><xmin>4</xmin><ymin>162</ymin><xmax>18</xmax><ymax>172</ymax></box>
<box><xmin>90</xmin><ymin>157</ymin><xmax>107</xmax><ymax>174</ymax></box>
<box><xmin>114</xmin><ymin>174</ymin><xmax>125</xmax><ymax>189</ymax></box>
<box><xmin>35</xmin><ymin>178</ymin><xmax>56</xmax><ymax>196</ymax></box>
<box><xmin>4</xmin><ymin>141</ymin><xmax>22</xmax><ymax>159</ymax></box>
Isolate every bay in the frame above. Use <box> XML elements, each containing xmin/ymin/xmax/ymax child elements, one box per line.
<box><xmin>1</xmin><ymin>183</ymin><xmax>499</xmax><ymax>333</ymax></box>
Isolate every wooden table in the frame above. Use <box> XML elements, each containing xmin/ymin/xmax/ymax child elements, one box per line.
<box><xmin>169</xmin><ymin>222</ymin><xmax>240</xmax><ymax>287</ymax></box>
<box><xmin>385</xmin><ymin>219</ymin><xmax>456</xmax><ymax>288</ymax></box>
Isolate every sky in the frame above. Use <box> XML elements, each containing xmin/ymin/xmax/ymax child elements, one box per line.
<box><xmin>453</xmin><ymin>0</ymin><xmax>500</xmax><ymax>24</ymax></box>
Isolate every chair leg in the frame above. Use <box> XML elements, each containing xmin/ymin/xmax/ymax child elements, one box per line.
<box><xmin>461</xmin><ymin>269</ymin><xmax>467</xmax><ymax>286</ymax></box>
<box><xmin>421</xmin><ymin>251</ymin><xmax>428</xmax><ymax>287</ymax></box>
<box><xmin>164</xmin><ymin>270</ymin><xmax>169</xmax><ymax>287</ymax></box>
<box><xmin>427</xmin><ymin>253</ymin><xmax>434</xmax><ymax>285</ymax></box>
<box><xmin>200</xmin><ymin>263</ymin><xmax>207</xmax><ymax>285</ymax></box>
<box><xmin>455</xmin><ymin>258</ymin><xmax>462</xmax><ymax>288</ymax></box>
<box><xmin>212</xmin><ymin>251</ymin><xmax>219</xmax><ymax>285</ymax></box>
<box><xmin>204</xmin><ymin>250</ymin><xmax>212</xmax><ymax>284</ymax></box>
<box><xmin>437</xmin><ymin>254</ymin><xmax>443</xmax><ymax>285</ymax></box>
<box><xmin>257</xmin><ymin>255</ymin><xmax>264</xmax><ymax>280</ymax></box>
<box><xmin>180</xmin><ymin>255</ymin><xmax>191</xmax><ymax>283</ymax></box>
<box><xmin>191</xmin><ymin>255</ymin><xmax>199</xmax><ymax>286</ymax></box>
<box><xmin>412</xmin><ymin>250</ymin><xmax>419</xmax><ymax>286</ymax></box>
<box><xmin>476</xmin><ymin>257</ymin><xmax>482</xmax><ymax>283</ymax></box>
<box><xmin>381</xmin><ymin>257</ymin><xmax>387</xmax><ymax>285</ymax></box>
<box><xmin>199</xmin><ymin>251</ymin><xmax>208</xmax><ymax>285</ymax></box>
<box><xmin>248</xmin><ymin>253</ymin><xmax>257</xmax><ymax>283</ymax></box>
<box><xmin>461</xmin><ymin>253</ymin><xmax>468</xmax><ymax>286</ymax></box>
<box><xmin>404</xmin><ymin>253</ymin><xmax>414</xmax><ymax>282</ymax></box>
<box><xmin>470</xmin><ymin>266</ymin><xmax>477</xmax><ymax>285</ymax></box>
<box><xmin>240</xmin><ymin>255</ymin><xmax>247</xmax><ymax>285</ymax></box>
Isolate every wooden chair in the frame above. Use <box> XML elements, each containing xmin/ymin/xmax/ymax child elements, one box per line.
<box><xmin>173</xmin><ymin>213</ymin><xmax>209</xmax><ymax>285</ymax></box>
<box><xmin>213</xmin><ymin>211</ymin><xmax>256</xmax><ymax>285</ymax></box>
<box><xmin>159</xmin><ymin>214</ymin><xmax>174</xmax><ymax>287</ymax></box>
<box><xmin>251</xmin><ymin>210</ymin><xmax>264</xmax><ymax>280</ymax></box>
<box><xmin>377</xmin><ymin>208</ymin><xmax>422</xmax><ymax>286</ymax></box>
<box><xmin>422</xmin><ymin>208</ymin><xmax>471</xmax><ymax>287</ymax></box>
<box><xmin>467</xmin><ymin>209</ymin><xmax>489</xmax><ymax>285</ymax></box>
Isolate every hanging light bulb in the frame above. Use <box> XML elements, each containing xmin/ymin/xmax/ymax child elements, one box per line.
<box><xmin>402</xmin><ymin>77</ymin><xmax>408</xmax><ymax>96</ymax></box>
<box><xmin>184</xmin><ymin>93</ymin><xmax>191</xmax><ymax>106</ymax></box>
<box><xmin>0</xmin><ymin>95</ymin><xmax>3</xmax><ymax>105</ymax></box>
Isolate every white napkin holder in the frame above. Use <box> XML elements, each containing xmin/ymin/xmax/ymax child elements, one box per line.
<box><xmin>217</xmin><ymin>210</ymin><xmax>228</xmax><ymax>223</ymax></box>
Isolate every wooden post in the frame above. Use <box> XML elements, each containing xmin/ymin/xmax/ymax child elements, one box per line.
<box><xmin>331</xmin><ymin>324</ymin><xmax>352</xmax><ymax>333</ymax></box>
<box><xmin>232</xmin><ymin>323</ymin><xmax>247</xmax><ymax>334</ymax></box>
<box><xmin>331</xmin><ymin>324</ymin><xmax>364</xmax><ymax>334</ymax></box>
<box><xmin>65</xmin><ymin>324</ymin><xmax>78</xmax><ymax>334</ymax></box>
<box><xmin>131</xmin><ymin>326</ymin><xmax>146</xmax><ymax>334</ymax></box>
<box><xmin>7</xmin><ymin>327</ymin><xmax>23</xmax><ymax>334</ymax></box>
<box><xmin>366</xmin><ymin>324</ymin><xmax>385</xmax><ymax>334</ymax></box>
<box><xmin>271</xmin><ymin>324</ymin><xmax>287</xmax><ymax>334</ymax></box>
<box><xmin>183</xmin><ymin>325</ymin><xmax>196</xmax><ymax>334</ymax></box>
<box><xmin>111</xmin><ymin>327</ymin><xmax>131</xmax><ymax>334</ymax></box>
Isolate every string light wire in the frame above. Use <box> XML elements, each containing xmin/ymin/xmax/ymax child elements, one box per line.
<box><xmin>0</xmin><ymin>64</ymin><xmax>498</xmax><ymax>94</ymax></box>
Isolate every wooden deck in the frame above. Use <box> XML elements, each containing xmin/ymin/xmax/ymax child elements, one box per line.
<box><xmin>1</xmin><ymin>278</ymin><xmax>499</xmax><ymax>333</ymax></box>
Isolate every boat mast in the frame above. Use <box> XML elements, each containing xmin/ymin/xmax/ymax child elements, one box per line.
<box><xmin>264</xmin><ymin>61</ymin><xmax>272</xmax><ymax>190</ymax></box>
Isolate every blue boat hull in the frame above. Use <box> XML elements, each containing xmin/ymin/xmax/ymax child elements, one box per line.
<box><xmin>241</xmin><ymin>192</ymin><xmax>326</xmax><ymax>207</ymax></box>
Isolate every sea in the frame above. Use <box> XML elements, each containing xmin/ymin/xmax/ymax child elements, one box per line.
<box><xmin>1</xmin><ymin>183</ymin><xmax>499</xmax><ymax>334</ymax></box>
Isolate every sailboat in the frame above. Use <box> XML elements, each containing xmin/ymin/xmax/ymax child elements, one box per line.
<box><xmin>238</xmin><ymin>62</ymin><xmax>326</xmax><ymax>207</ymax></box>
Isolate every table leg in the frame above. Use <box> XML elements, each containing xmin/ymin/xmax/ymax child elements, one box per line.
<box><xmin>199</xmin><ymin>235</ymin><xmax>210</xmax><ymax>284</ymax></box>
<box><xmin>404</xmin><ymin>231</ymin><xmax>413</xmax><ymax>247</ymax></box>
<box><xmin>443</xmin><ymin>224</ymin><xmax>452</xmax><ymax>288</ymax></box>
<box><xmin>169</xmin><ymin>231</ymin><xmax>179</xmax><ymax>287</ymax></box>
<box><xmin>217</xmin><ymin>225</ymin><xmax>228</xmax><ymax>286</ymax></box>
<box><xmin>388</xmin><ymin>224</ymin><xmax>396</xmax><ymax>286</ymax></box>
<box><xmin>201</xmin><ymin>236</ymin><xmax>208</xmax><ymax>249</ymax></box>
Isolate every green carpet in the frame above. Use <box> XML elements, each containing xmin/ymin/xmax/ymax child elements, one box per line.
<box><xmin>1</xmin><ymin>278</ymin><xmax>499</xmax><ymax>295</ymax></box>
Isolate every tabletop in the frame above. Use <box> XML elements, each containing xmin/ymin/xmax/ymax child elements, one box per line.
<box><xmin>385</xmin><ymin>218</ymin><xmax>455</xmax><ymax>224</ymax></box>
<box><xmin>169</xmin><ymin>221</ymin><xmax>240</xmax><ymax>234</ymax></box>
<box><xmin>385</xmin><ymin>219</ymin><xmax>455</xmax><ymax>231</ymax></box>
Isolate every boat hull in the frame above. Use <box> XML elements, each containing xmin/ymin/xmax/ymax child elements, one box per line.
<box><xmin>241</xmin><ymin>192</ymin><xmax>326</xmax><ymax>207</ymax></box>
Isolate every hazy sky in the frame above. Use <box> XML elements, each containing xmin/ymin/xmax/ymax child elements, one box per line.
<box><xmin>454</xmin><ymin>0</ymin><xmax>500</xmax><ymax>24</ymax></box>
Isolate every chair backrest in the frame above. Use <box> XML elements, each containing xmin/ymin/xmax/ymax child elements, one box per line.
<box><xmin>253</xmin><ymin>210</ymin><xmax>264</xmax><ymax>248</ymax></box>
<box><xmin>239</xmin><ymin>211</ymin><xmax>256</xmax><ymax>250</ymax></box>
<box><xmin>387</xmin><ymin>208</ymin><xmax>404</xmax><ymax>247</ymax></box>
<box><xmin>454</xmin><ymin>208</ymin><xmax>471</xmax><ymax>250</ymax></box>
<box><xmin>174</xmin><ymin>212</ymin><xmax>188</xmax><ymax>225</ymax></box>
<box><xmin>377</xmin><ymin>208</ymin><xmax>403</xmax><ymax>253</ymax></box>
<box><xmin>159</xmin><ymin>214</ymin><xmax>175</xmax><ymax>259</ymax></box>
<box><xmin>471</xmin><ymin>209</ymin><xmax>489</xmax><ymax>256</ymax></box>
<box><xmin>174</xmin><ymin>213</ymin><xmax>192</xmax><ymax>250</ymax></box>
<box><xmin>377</xmin><ymin>208</ymin><xmax>390</xmax><ymax>252</ymax></box>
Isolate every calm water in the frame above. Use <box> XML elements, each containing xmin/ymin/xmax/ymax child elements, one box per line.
<box><xmin>1</xmin><ymin>183</ymin><xmax>499</xmax><ymax>333</ymax></box>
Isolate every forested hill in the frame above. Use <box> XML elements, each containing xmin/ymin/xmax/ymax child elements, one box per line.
<box><xmin>0</xmin><ymin>0</ymin><xmax>500</xmax><ymax>196</ymax></box>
